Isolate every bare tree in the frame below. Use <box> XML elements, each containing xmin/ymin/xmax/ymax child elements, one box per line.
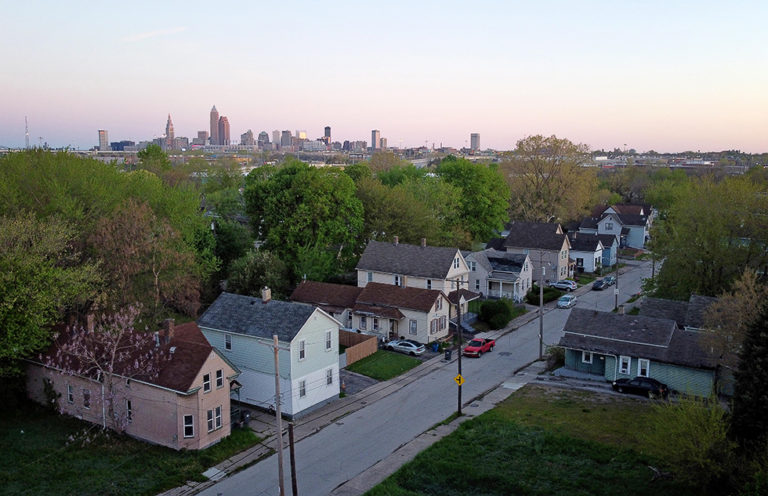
<box><xmin>43</xmin><ymin>306</ymin><xmax>169</xmax><ymax>432</ymax></box>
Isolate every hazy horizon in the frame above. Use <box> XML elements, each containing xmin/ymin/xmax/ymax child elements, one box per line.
<box><xmin>2</xmin><ymin>1</ymin><xmax>766</xmax><ymax>153</ymax></box>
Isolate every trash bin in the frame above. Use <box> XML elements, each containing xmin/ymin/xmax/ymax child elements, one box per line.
<box><xmin>240</xmin><ymin>410</ymin><xmax>251</xmax><ymax>427</ymax></box>
<box><xmin>444</xmin><ymin>349</ymin><xmax>452</xmax><ymax>360</ymax></box>
<box><xmin>432</xmin><ymin>342</ymin><xmax>439</xmax><ymax>352</ymax></box>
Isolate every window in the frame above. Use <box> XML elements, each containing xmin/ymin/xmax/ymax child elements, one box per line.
<box><xmin>67</xmin><ymin>384</ymin><xmax>74</xmax><ymax>403</ymax></box>
<box><xmin>373</xmin><ymin>318</ymin><xmax>379</xmax><ymax>330</ymax></box>
<box><xmin>367</xmin><ymin>271</ymin><xmax>373</xmax><ymax>282</ymax></box>
<box><xmin>299</xmin><ymin>380</ymin><xmax>306</xmax><ymax>397</ymax></box>
<box><xmin>606</xmin><ymin>222</ymin><xmax>614</xmax><ymax>230</ymax></box>
<box><xmin>426</xmin><ymin>279</ymin><xmax>432</xmax><ymax>289</ymax></box>
<box><xmin>126</xmin><ymin>400</ymin><xmax>132</xmax><ymax>423</ymax></box>
<box><xmin>435</xmin><ymin>298</ymin><xmax>442</xmax><ymax>311</ymax></box>
<box><xmin>638</xmin><ymin>358</ymin><xmax>650</xmax><ymax>377</ymax></box>
<box><xmin>440</xmin><ymin>315</ymin><xmax>447</xmax><ymax>330</ymax></box>
<box><xmin>360</xmin><ymin>316</ymin><xmax>367</xmax><ymax>330</ymax></box>
<box><xmin>470</xmin><ymin>261</ymin><xmax>476</xmax><ymax>272</ymax></box>
<box><xmin>582</xmin><ymin>351</ymin><xmax>593</xmax><ymax>364</ymax></box>
<box><xmin>394</xmin><ymin>275</ymin><xmax>402</xmax><ymax>286</ymax></box>
<box><xmin>325</xmin><ymin>330</ymin><xmax>332</xmax><ymax>351</ymax></box>
<box><xmin>619</xmin><ymin>356</ymin><xmax>631</xmax><ymax>375</ymax></box>
<box><xmin>561</xmin><ymin>250</ymin><xmax>566</xmax><ymax>260</ymax></box>
<box><xmin>475</xmin><ymin>280</ymin><xmax>480</xmax><ymax>291</ymax></box>
<box><xmin>184</xmin><ymin>414</ymin><xmax>194</xmax><ymax>438</ymax></box>
<box><xmin>215</xmin><ymin>406</ymin><xmax>222</xmax><ymax>429</ymax></box>
<box><xmin>326</xmin><ymin>368</ymin><xmax>333</xmax><ymax>385</ymax></box>
<box><xmin>347</xmin><ymin>312</ymin><xmax>352</xmax><ymax>327</ymax></box>
<box><xmin>225</xmin><ymin>334</ymin><xmax>232</xmax><ymax>351</ymax></box>
<box><xmin>524</xmin><ymin>262</ymin><xmax>528</xmax><ymax>271</ymax></box>
<box><xmin>83</xmin><ymin>389</ymin><xmax>91</xmax><ymax>409</ymax></box>
<box><xmin>299</xmin><ymin>340</ymin><xmax>306</xmax><ymax>360</ymax></box>
<box><xmin>453</xmin><ymin>257</ymin><xmax>460</xmax><ymax>269</ymax></box>
<box><xmin>430</xmin><ymin>319</ymin><xmax>438</xmax><ymax>334</ymax></box>
<box><xmin>203</xmin><ymin>373</ymin><xmax>211</xmax><ymax>392</ymax></box>
<box><xmin>409</xmin><ymin>320</ymin><xmax>417</xmax><ymax>335</ymax></box>
<box><xmin>207</xmin><ymin>409</ymin><xmax>214</xmax><ymax>432</ymax></box>
<box><xmin>216</xmin><ymin>369</ymin><xmax>223</xmax><ymax>388</ymax></box>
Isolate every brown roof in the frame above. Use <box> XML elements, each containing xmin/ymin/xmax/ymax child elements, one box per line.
<box><xmin>352</xmin><ymin>303</ymin><xmax>405</xmax><ymax>319</ymax></box>
<box><xmin>358</xmin><ymin>282</ymin><xmax>443</xmax><ymax>312</ymax></box>
<box><xmin>447</xmin><ymin>288</ymin><xmax>481</xmax><ymax>305</ymax></box>
<box><xmin>290</xmin><ymin>280</ymin><xmax>362</xmax><ymax>308</ymax></box>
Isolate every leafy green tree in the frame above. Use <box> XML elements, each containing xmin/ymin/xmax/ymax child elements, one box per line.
<box><xmin>0</xmin><ymin>213</ymin><xmax>100</xmax><ymax>376</ymax></box>
<box><xmin>342</xmin><ymin>162</ymin><xmax>372</xmax><ymax>183</ymax></box>
<box><xmin>647</xmin><ymin>176</ymin><xmax>768</xmax><ymax>299</ymax></box>
<box><xmin>436</xmin><ymin>156</ymin><xmax>510</xmax><ymax>241</ymax></box>
<box><xmin>377</xmin><ymin>164</ymin><xmax>428</xmax><ymax>187</ymax></box>
<box><xmin>500</xmin><ymin>135</ymin><xmax>595</xmax><ymax>223</ymax></box>
<box><xmin>732</xmin><ymin>305</ymin><xmax>768</xmax><ymax>452</ymax></box>
<box><xmin>136</xmin><ymin>144</ymin><xmax>171</xmax><ymax>174</ymax></box>
<box><xmin>227</xmin><ymin>249</ymin><xmax>290</xmax><ymax>299</ymax></box>
<box><xmin>213</xmin><ymin>219</ymin><xmax>253</xmax><ymax>273</ymax></box>
<box><xmin>243</xmin><ymin>159</ymin><xmax>364</xmax><ymax>282</ymax></box>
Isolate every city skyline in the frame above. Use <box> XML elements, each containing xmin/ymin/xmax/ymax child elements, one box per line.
<box><xmin>1</xmin><ymin>1</ymin><xmax>767</xmax><ymax>153</ymax></box>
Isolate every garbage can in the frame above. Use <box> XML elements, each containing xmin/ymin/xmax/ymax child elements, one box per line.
<box><xmin>444</xmin><ymin>349</ymin><xmax>452</xmax><ymax>360</ymax></box>
<box><xmin>240</xmin><ymin>410</ymin><xmax>251</xmax><ymax>427</ymax></box>
<box><xmin>432</xmin><ymin>342</ymin><xmax>439</xmax><ymax>352</ymax></box>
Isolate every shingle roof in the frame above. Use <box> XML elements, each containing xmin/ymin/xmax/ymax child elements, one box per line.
<box><xmin>567</xmin><ymin>232</ymin><xmax>603</xmax><ymax>252</ymax></box>
<box><xmin>686</xmin><ymin>295</ymin><xmax>718</xmax><ymax>329</ymax></box>
<box><xmin>579</xmin><ymin>217</ymin><xmax>599</xmax><ymax>230</ymax></box>
<box><xmin>198</xmin><ymin>292</ymin><xmax>317</xmax><ymax>342</ymax></box>
<box><xmin>503</xmin><ymin>222</ymin><xmax>568</xmax><ymax>251</ymax></box>
<box><xmin>447</xmin><ymin>288</ymin><xmax>481</xmax><ymax>305</ymax></box>
<box><xmin>290</xmin><ymin>281</ymin><xmax>362</xmax><ymax>309</ymax></box>
<box><xmin>615</xmin><ymin>213</ymin><xmax>648</xmax><ymax>227</ymax></box>
<box><xmin>597</xmin><ymin>234</ymin><xmax>619</xmax><ymax>247</ymax></box>
<box><xmin>356</xmin><ymin>240</ymin><xmax>462</xmax><ymax>279</ymax></box>
<box><xmin>612</xmin><ymin>203</ymin><xmax>651</xmax><ymax>216</ymax></box>
<box><xmin>558</xmin><ymin>308</ymin><xmax>716</xmax><ymax>369</ymax></box>
<box><xmin>484</xmin><ymin>238</ymin><xmax>506</xmax><ymax>250</ymax></box>
<box><xmin>357</xmin><ymin>282</ymin><xmax>442</xmax><ymax>312</ymax></box>
<box><xmin>639</xmin><ymin>295</ymin><xmax>717</xmax><ymax>329</ymax></box>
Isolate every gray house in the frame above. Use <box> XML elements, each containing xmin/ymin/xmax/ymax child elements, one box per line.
<box><xmin>490</xmin><ymin>221</ymin><xmax>572</xmax><ymax>282</ymax></box>
<box><xmin>198</xmin><ymin>290</ymin><xmax>341</xmax><ymax>417</ymax></box>
<box><xmin>558</xmin><ymin>308</ymin><xmax>718</xmax><ymax>397</ymax></box>
<box><xmin>463</xmin><ymin>249</ymin><xmax>532</xmax><ymax>302</ymax></box>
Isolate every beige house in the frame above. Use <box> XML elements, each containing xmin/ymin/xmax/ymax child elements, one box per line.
<box><xmin>27</xmin><ymin>321</ymin><xmax>239</xmax><ymax>451</ymax></box>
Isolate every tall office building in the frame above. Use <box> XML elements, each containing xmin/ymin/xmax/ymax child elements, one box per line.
<box><xmin>218</xmin><ymin>116</ymin><xmax>230</xmax><ymax>146</ymax></box>
<box><xmin>165</xmin><ymin>114</ymin><xmax>175</xmax><ymax>149</ymax></box>
<box><xmin>272</xmin><ymin>130</ymin><xmax>280</xmax><ymax>149</ymax></box>
<box><xmin>210</xmin><ymin>105</ymin><xmax>219</xmax><ymax>145</ymax></box>
<box><xmin>258</xmin><ymin>131</ymin><xmax>270</xmax><ymax>148</ymax></box>
<box><xmin>470</xmin><ymin>133</ymin><xmax>480</xmax><ymax>151</ymax></box>
<box><xmin>371</xmin><ymin>129</ymin><xmax>380</xmax><ymax>151</ymax></box>
<box><xmin>98</xmin><ymin>129</ymin><xmax>109</xmax><ymax>151</ymax></box>
<box><xmin>324</xmin><ymin>126</ymin><xmax>331</xmax><ymax>140</ymax></box>
<box><xmin>241</xmin><ymin>129</ymin><xmax>255</xmax><ymax>146</ymax></box>
<box><xmin>281</xmin><ymin>130</ymin><xmax>292</xmax><ymax>148</ymax></box>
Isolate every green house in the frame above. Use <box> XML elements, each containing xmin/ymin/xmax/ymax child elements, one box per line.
<box><xmin>558</xmin><ymin>308</ymin><xmax>718</xmax><ymax>397</ymax></box>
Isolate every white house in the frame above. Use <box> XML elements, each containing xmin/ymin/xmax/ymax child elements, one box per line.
<box><xmin>464</xmin><ymin>250</ymin><xmax>532</xmax><ymax>302</ymax></box>
<box><xmin>197</xmin><ymin>290</ymin><xmax>341</xmax><ymax>418</ymax></box>
<box><xmin>567</xmin><ymin>232</ymin><xmax>604</xmax><ymax>274</ymax></box>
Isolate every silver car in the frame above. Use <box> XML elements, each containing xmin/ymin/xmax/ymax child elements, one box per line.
<box><xmin>557</xmin><ymin>294</ymin><xmax>577</xmax><ymax>308</ymax></box>
<box><xmin>385</xmin><ymin>339</ymin><xmax>426</xmax><ymax>356</ymax></box>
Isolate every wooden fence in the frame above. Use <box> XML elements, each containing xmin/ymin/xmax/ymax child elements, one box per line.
<box><xmin>340</xmin><ymin>330</ymin><xmax>378</xmax><ymax>366</ymax></box>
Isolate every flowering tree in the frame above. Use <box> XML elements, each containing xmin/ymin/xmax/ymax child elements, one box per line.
<box><xmin>43</xmin><ymin>306</ymin><xmax>169</xmax><ymax>432</ymax></box>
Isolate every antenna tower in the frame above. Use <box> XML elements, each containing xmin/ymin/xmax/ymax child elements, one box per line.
<box><xmin>25</xmin><ymin>116</ymin><xmax>30</xmax><ymax>149</ymax></box>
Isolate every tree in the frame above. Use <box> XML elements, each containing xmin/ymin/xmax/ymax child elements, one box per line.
<box><xmin>0</xmin><ymin>213</ymin><xmax>100</xmax><ymax>376</ymax></box>
<box><xmin>368</xmin><ymin>151</ymin><xmax>410</xmax><ymax>173</ymax></box>
<box><xmin>647</xmin><ymin>176</ymin><xmax>768</xmax><ymax>299</ymax></box>
<box><xmin>43</xmin><ymin>306</ymin><xmax>169</xmax><ymax>431</ymax></box>
<box><xmin>136</xmin><ymin>144</ymin><xmax>171</xmax><ymax>174</ymax></box>
<box><xmin>377</xmin><ymin>163</ymin><xmax>428</xmax><ymax>187</ymax></box>
<box><xmin>701</xmin><ymin>271</ymin><xmax>768</xmax><ymax>371</ymax></box>
<box><xmin>500</xmin><ymin>135</ymin><xmax>595</xmax><ymax>223</ymax></box>
<box><xmin>227</xmin><ymin>249</ymin><xmax>290</xmax><ymax>299</ymax></box>
<box><xmin>213</xmin><ymin>219</ymin><xmax>253</xmax><ymax>275</ymax></box>
<box><xmin>243</xmin><ymin>159</ymin><xmax>364</xmax><ymax>282</ymax></box>
<box><xmin>732</xmin><ymin>304</ymin><xmax>768</xmax><ymax>451</ymax></box>
<box><xmin>435</xmin><ymin>156</ymin><xmax>510</xmax><ymax>241</ymax></box>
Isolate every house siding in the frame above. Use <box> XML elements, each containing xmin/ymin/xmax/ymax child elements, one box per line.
<box><xmin>564</xmin><ymin>349</ymin><xmax>606</xmax><ymax>376</ymax></box>
<box><xmin>572</xmin><ymin>247</ymin><xmax>603</xmax><ymax>273</ymax></box>
<box><xmin>201</xmin><ymin>328</ymin><xmax>290</xmax><ymax>377</ymax></box>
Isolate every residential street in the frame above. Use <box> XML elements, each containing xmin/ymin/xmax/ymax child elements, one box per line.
<box><xmin>199</xmin><ymin>260</ymin><xmax>652</xmax><ymax>496</ymax></box>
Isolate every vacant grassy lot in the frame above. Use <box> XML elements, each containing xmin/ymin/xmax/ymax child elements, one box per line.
<box><xmin>366</xmin><ymin>385</ymin><xmax>693</xmax><ymax>496</ymax></box>
<box><xmin>346</xmin><ymin>350</ymin><xmax>422</xmax><ymax>381</ymax></box>
<box><xmin>0</xmin><ymin>401</ymin><xmax>262</xmax><ymax>496</ymax></box>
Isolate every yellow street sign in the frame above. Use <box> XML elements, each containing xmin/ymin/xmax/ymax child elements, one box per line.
<box><xmin>454</xmin><ymin>374</ymin><xmax>465</xmax><ymax>386</ymax></box>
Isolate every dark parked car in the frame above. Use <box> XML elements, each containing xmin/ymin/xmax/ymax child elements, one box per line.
<box><xmin>612</xmin><ymin>377</ymin><xmax>669</xmax><ymax>399</ymax></box>
<box><xmin>592</xmin><ymin>276</ymin><xmax>616</xmax><ymax>290</ymax></box>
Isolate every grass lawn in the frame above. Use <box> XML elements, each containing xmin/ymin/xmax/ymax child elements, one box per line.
<box><xmin>365</xmin><ymin>385</ymin><xmax>694</xmax><ymax>496</ymax></box>
<box><xmin>575</xmin><ymin>273</ymin><xmax>597</xmax><ymax>285</ymax></box>
<box><xmin>0</xmin><ymin>401</ymin><xmax>263</xmax><ymax>496</ymax></box>
<box><xmin>346</xmin><ymin>350</ymin><xmax>422</xmax><ymax>381</ymax></box>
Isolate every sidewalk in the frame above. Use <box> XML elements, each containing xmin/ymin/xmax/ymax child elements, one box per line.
<box><xmin>160</xmin><ymin>306</ymin><xmax>543</xmax><ymax>496</ymax></box>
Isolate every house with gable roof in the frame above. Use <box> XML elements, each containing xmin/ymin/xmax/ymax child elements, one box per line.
<box><xmin>558</xmin><ymin>308</ymin><xmax>718</xmax><ymax>397</ymax></box>
<box><xmin>578</xmin><ymin>203</ymin><xmax>653</xmax><ymax>249</ymax></box>
<box><xmin>567</xmin><ymin>231</ymin><xmax>604</xmax><ymax>273</ymax></box>
<box><xmin>464</xmin><ymin>249</ymin><xmax>532</xmax><ymax>301</ymax></box>
<box><xmin>27</xmin><ymin>321</ymin><xmax>239</xmax><ymax>450</ymax></box>
<box><xmin>198</xmin><ymin>289</ymin><xmax>341</xmax><ymax>417</ymax></box>
<box><xmin>291</xmin><ymin>280</ymin><xmax>452</xmax><ymax>343</ymax></box>
<box><xmin>488</xmin><ymin>221</ymin><xmax>572</xmax><ymax>283</ymax></box>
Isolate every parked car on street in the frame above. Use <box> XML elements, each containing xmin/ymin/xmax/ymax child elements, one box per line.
<box><xmin>462</xmin><ymin>338</ymin><xmax>495</xmax><ymax>357</ymax></box>
<box><xmin>592</xmin><ymin>276</ymin><xmax>616</xmax><ymax>290</ymax></box>
<box><xmin>385</xmin><ymin>339</ymin><xmax>426</xmax><ymax>356</ymax></box>
<box><xmin>557</xmin><ymin>294</ymin><xmax>578</xmax><ymax>308</ymax></box>
<box><xmin>549</xmin><ymin>280</ymin><xmax>578</xmax><ymax>291</ymax></box>
<box><xmin>612</xmin><ymin>377</ymin><xmax>669</xmax><ymax>399</ymax></box>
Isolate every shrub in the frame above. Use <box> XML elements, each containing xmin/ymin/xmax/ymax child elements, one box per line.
<box><xmin>479</xmin><ymin>299</ymin><xmax>513</xmax><ymax>329</ymax></box>
<box><xmin>525</xmin><ymin>284</ymin><xmax>561</xmax><ymax>305</ymax></box>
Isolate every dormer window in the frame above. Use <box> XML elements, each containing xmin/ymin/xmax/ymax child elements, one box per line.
<box><xmin>394</xmin><ymin>275</ymin><xmax>402</xmax><ymax>286</ymax></box>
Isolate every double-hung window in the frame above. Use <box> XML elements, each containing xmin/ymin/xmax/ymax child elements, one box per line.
<box><xmin>126</xmin><ymin>400</ymin><xmax>132</xmax><ymax>423</ymax></box>
<box><xmin>409</xmin><ymin>320</ymin><xmax>417</xmax><ymax>335</ymax></box>
<box><xmin>637</xmin><ymin>358</ymin><xmax>650</xmax><ymax>377</ymax></box>
<box><xmin>225</xmin><ymin>334</ymin><xmax>232</xmax><ymax>351</ymax></box>
<box><xmin>207</xmin><ymin>409</ymin><xmax>214</xmax><ymax>432</ymax></box>
<box><xmin>582</xmin><ymin>351</ymin><xmax>593</xmax><ymax>364</ymax></box>
<box><xmin>299</xmin><ymin>380</ymin><xmax>306</xmax><ymax>397</ymax></box>
<box><xmin>360</xmin><ymin>316</ymin><xmax>367</xmax><ymax>330</ymax></box>
<box><xmin>619</xmin><ymin>356</ymin><xmax>631</xmax><ymax>375</ymax></box>
<box><xmin>299</xmin><ymin>340</ymin><xmax>306</xmax><ymax>360</ymax></box>
<box><xmin>326</xmin><ymin>368</ymin><xmax>333</xmax><ymax>385</ymax></box>
<box><xmin>216</xmin><ymin>369</ymin><xmax>223</xmax><ymax>388</ymax></box>
<box><xmin>184</xmin><ymin>414</ymin><xmax>194</xmax><ymax>438</ymax></box>
<box><xmin>203</xmin><ymin>373</ymin><xmax>211</xmax><ymax>392</ymax></box>
<box><xmin>394</xmin><ymin>275</ymin><xmax>402</xmax><ymax>286</ymax></box>
<box><xmin>67</xmin><ymin>384</ymin><xmax>74</xmax><ymax>403</ymax></box>
<box><xmin>215</xmin><ymin>406</ymin><xmax>222</xmax><ymax>429</ymax></box>
<box><xmin>325</xmin><ymin>330</ymin><xmax>332</xmax><ymax>351</ymax></box>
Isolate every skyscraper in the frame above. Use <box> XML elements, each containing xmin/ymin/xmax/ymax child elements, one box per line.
<box><xmin>241</xmin><ymin>129</ymin><xmax>255</xmax><ymax>146</ymax></box>
<box><xmin>218</xmin><ymin>116</ymin><xmax>230</xmax><ymax>146</ymax></box>
<box><xmin>210</xmin><ymin>105</ymin><xmax>219</xmax><ymax>145</ymax></box>
<box><xmin>98</xmin><ymin>129</ymin><xmax>109</xmax><ymax>151</ymax></box>
<box><xmin>371</xmin><ymin>129</ymin><xmax>380</xmax><ymax>151</ymax></box>
<box><xmin>272</xmin><ymin>130</ymin><xmax>280</xmax><ymax>149</ymax></box>
<box><xmin>470</xmin><ymin>133</ymin><xmax>480</xmax><ymax>151</ymax></box>
<box><xmin>281</xmin><ymin>130</ymin><xmax>292</xmax><ymax>148</ymax></box>
<box><xmin>324</xmin><ymin>126</ymin><xmax>331</xmax><ymax>140</ymax></box>
<box><xmin>258</xmin><ymin>131</ymin><xmax>270</xmax><ymax>148</ymax></box>
<box><xmin>165</xmin><ymin>114</ymin><xmax>175</xmax><ymax>149</ymax></box>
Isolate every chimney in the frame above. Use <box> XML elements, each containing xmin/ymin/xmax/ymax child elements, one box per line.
<box><xmin>421</xmin><ymin>238</ymin><xmax>426</xmax><ymax>248</ymax></box>
<box><xmin>162</xmin><ymin>318</ymin><xmax>175</xmax><ymax>344</ymax></box>
<box><xmin>393</xmin><ymin>236</ymin><xmax>399</xmax><ymax>246</ymax></box>
<box><xmin>261</xmin><ymin>286</ymin><xmax>272</xmax><ymax>303</ymax></box>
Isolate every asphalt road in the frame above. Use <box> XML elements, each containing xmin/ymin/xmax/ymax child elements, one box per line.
<box><xmin>200</xmin><ymin>260</ymin><xmax>652</xmax><ymax>496</ymax></box>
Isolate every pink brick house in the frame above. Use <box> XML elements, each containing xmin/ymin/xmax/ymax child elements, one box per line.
<box><xmin>26</xmin><ymin>321</ymin><xmax>239</xmax><ymax>450</ymax></box>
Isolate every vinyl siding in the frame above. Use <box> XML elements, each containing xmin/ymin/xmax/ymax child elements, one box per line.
<box><xmin>603</xmin><ymin>355</ymin><xmax>715</xmax><ymax>397</ymax></box>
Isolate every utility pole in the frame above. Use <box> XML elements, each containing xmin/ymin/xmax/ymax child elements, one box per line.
<box><xmin>273</xmin><ymin>334</ymin><xmax>285</xmax><ymax>496</ymax></box>
<box><xmin>539</xmin><ymin>265</ymin><xmax>544</xmax><ymax>360</ymax></box>
<box><xmin>288</xmin><ymin>423</ymin><xmax>298</xmax><ymax>496</ymax></box>
<box><xmin>457</xmin><ymin>291</ymin><xmax>463</xmax><ymax>416</ymax></box>
<box><xmin>614</xmin><ymin>259</ymin><xmax>620</xmax><ymax>311</ymax></box>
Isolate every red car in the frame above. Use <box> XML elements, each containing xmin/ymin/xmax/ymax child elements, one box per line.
<box><xmin>462</xmin><ymin>338</ymin><xmax>495</xmax><ymax>357</ymax></box>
